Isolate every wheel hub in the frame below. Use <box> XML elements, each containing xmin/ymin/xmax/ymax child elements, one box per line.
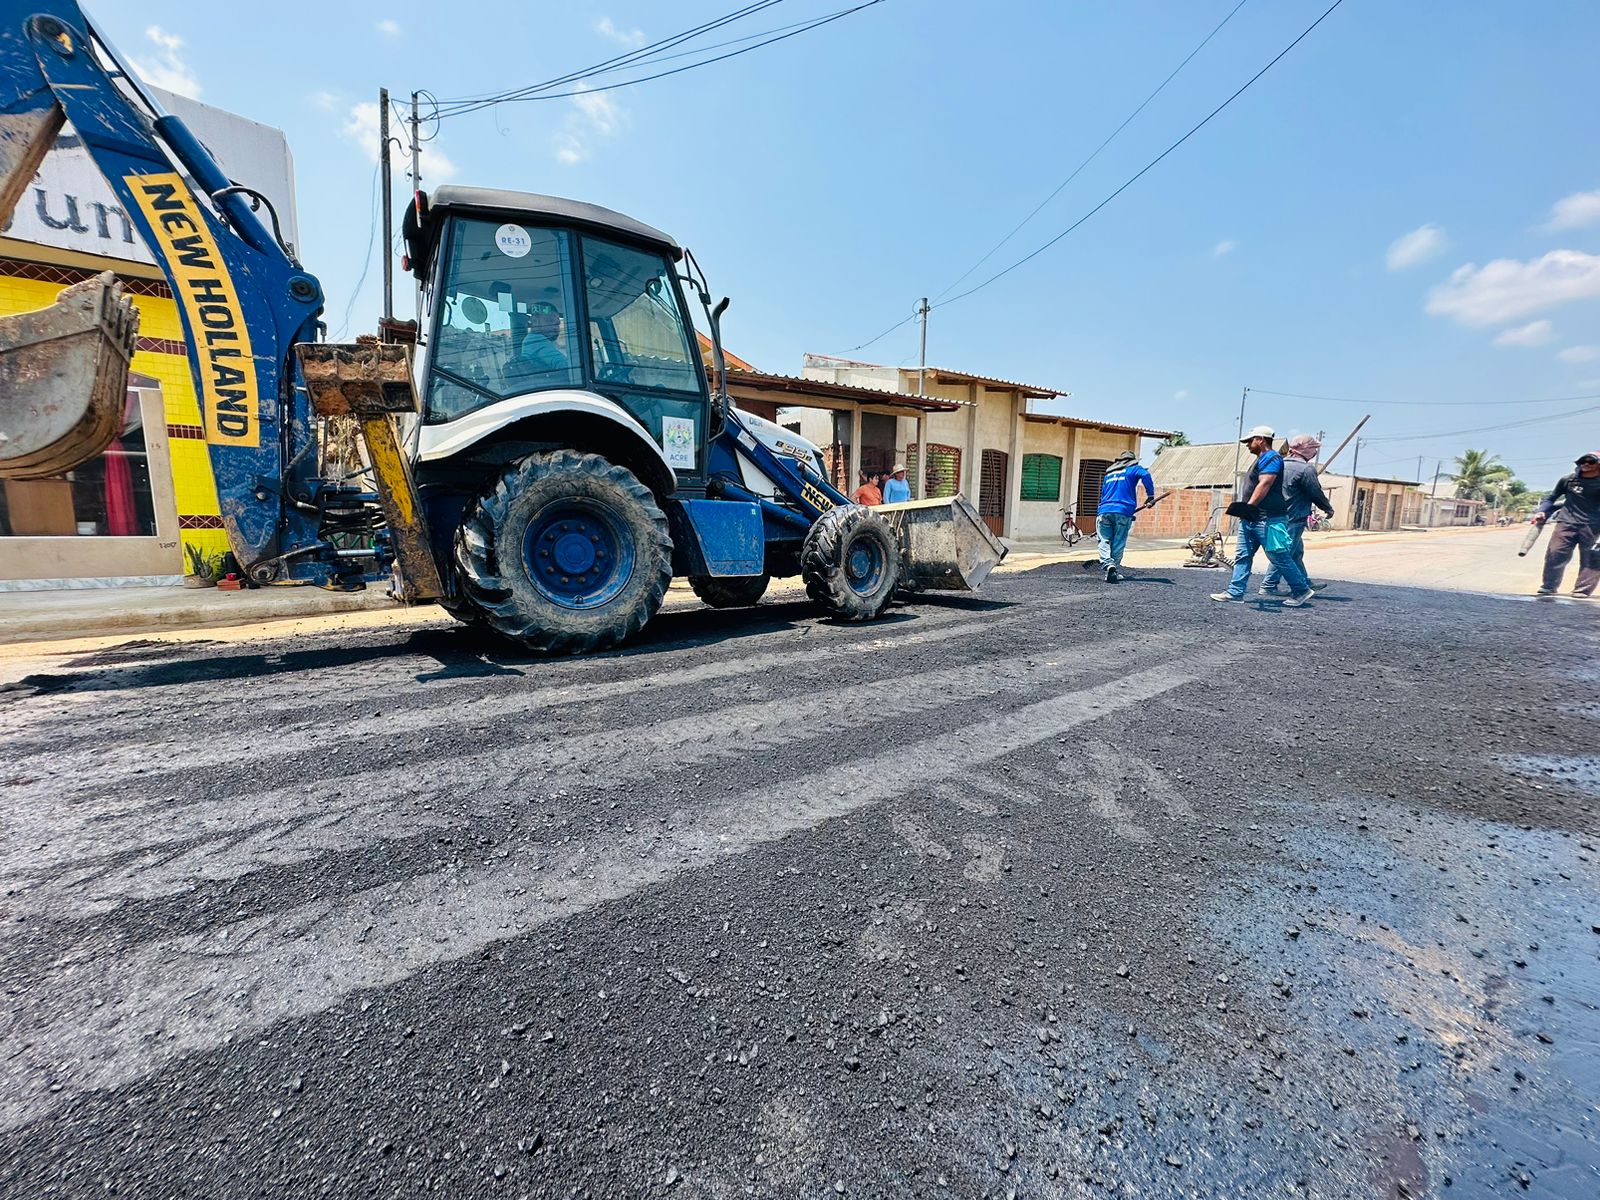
<box><xmin>523</xmin><ymin>504</ymin><xmax>632</xmax><ymax>609</ymax></box>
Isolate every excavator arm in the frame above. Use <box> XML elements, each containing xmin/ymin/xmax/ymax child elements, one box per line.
<box><xmin>0</xmin><ymin>3</ymin><xmax>344</xmax><ymax>582</ymax></box>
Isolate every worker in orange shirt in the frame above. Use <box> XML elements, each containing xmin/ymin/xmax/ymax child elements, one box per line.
<box><xmin>853</xmin><ymin>469</ymin><xmax>883</xmax><ymax>506</ymax></box>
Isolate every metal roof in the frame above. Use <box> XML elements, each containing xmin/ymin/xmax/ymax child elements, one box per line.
<box><xmin>1023</xmin><ymin>413</ymin><xmax>1175</xmax><ymax>439</ymax></box>
<box><xmin>427</xmin><ymin>186</ymin><xmax>681</xmax><ymax>255</ymax></box>
<box><xmin>802</xmin><ymin>354</ymin><xmax>1068</xmax><ymax>399</ymax></box>
<box><xmin>726</xmin><ymin>368</ymin><xmax>971</xmax><ymax>413</ymax></box>
<box><xmin>1149</xmin><ymin>442</ymin><xmax>1245</xmax><ymax>488</ymax></box>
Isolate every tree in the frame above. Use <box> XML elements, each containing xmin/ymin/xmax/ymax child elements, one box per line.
<box><xmin>1155</xmin><ymin>431</ymin><xmax>1190</xmax><ymax>456</ymax></box>
<box><xmin>1450</xmin><ymin>448</ymin><xmax>1512</xmax><ymax>500</ymax></box>
<box><xmin>1497</xmin><ymin>478</ymin><xmax>1538</xmax><ymax>516</ymax></box>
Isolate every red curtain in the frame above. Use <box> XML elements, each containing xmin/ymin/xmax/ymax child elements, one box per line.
<box><xmin>103</xmin><ymin>440</ymin><xmax>137</xmax><ymax>536</ymax></box>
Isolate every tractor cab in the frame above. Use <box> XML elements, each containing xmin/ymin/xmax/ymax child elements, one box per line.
<box><xmin>402</xmin><ymin>187</ymin><xmax>713</xmax><ymax>490</ymax></box>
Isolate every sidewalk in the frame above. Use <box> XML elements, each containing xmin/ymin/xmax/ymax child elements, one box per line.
<box><xmin>0</xmin><ymin>582</ymin><xmax>400</xmax><ymax>647</ymax></box>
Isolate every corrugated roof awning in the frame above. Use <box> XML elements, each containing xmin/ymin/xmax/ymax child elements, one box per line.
<box><xmin>927</xmin><ymin>368</ymin><xmax>1064</xmax><ymax>399</ymax></box>
<box><xmin>1024</xmin><ymin>413</ymin><xmax>1175</xmax><ymax>439</ymax></box>
<box><xmin>726</xmin><ymin>369</ymin><xmax>970</xmax><ymax>413</ymax></box>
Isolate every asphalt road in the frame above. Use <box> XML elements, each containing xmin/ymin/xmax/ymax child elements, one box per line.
<box><xmin>1</xmin><ymin>562</ymin><xmax>1597</xmax><ymax>1199</ymax></box>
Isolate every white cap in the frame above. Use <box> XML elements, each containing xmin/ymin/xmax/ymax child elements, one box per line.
<box><xmin>1241</xmin><ymin>424</ymin><xmax>1276</xmax><ymax>443</ymax></box>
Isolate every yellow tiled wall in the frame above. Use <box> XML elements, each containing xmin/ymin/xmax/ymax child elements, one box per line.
<box><xmin>0</xmin><ymin>270</ymin><xmax>228</xmax><ymax>564</ymax></box>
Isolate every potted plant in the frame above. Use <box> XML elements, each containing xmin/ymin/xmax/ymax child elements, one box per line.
<box><xmin>183</xmin><ymin>543</ymin><xmax>213</xmax><ymax>588</ymax></box>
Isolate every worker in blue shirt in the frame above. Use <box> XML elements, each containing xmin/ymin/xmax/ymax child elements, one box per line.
<box><xmin>882</xmin><ymin>463</ymin><xmax>912</xmax><ymax>504</ymax></box>
<box><xmin>1095</xmin><ymin>450</ymin><xmax>1155</xmax><ymax>582</ymax></box>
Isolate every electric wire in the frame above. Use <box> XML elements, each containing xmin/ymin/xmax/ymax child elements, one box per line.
<box><xmin>429</xmin><ymin>1</ymin><xmax>786</xmax><ymax>111</ymax></box>
<box><xmin>1249</xmin><ymin>387</ymin><xmax>1600</xmax><ymax>407</ymax></box>
<box><xmin>932</xmin><ymin>0</ymin><xmax>1251</xmax><ymax>304</ymax></box>
<box><xmin>433</xmin><ymin>1</ymin><xmax>884</xmax><ymax>114</ymax></box>
<box><xmin>932</xmin><ymin>0</ymin><xmax>1344</xmax><ymax>312</ymax></box>
<box><xmin>1360</xmin><ymin>403</ymin><xmax>1600</xmax><ymax>444</ymax></box>
<box><xmin>332</xmin><ymin>160</ymin><xmax>382</xmax><ymax>341</ymax></box>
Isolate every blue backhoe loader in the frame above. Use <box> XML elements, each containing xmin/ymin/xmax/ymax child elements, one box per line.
<box><xmin>0</xmin><ymin>2</ymin><xmax>1003</xmax><ymax>652</ymax></box>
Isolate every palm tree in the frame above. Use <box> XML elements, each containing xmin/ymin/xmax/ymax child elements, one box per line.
<box><xmin>1155</xmin><ymin>431</ymin><xmax>1190</xmax><ymax>456</ymax></box>
<box><xmin>1450</xmin><ymin>448</ymin><xmax>1512</xmax><ymax>500</ymax></box>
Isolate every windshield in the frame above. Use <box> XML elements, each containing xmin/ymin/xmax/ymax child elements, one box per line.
<box><xmin>581</xmin><ymin>235</ymin><xmax>701</xmax><ymax>394</ymax></box>
<box><xmin>424</xmin><ymin>218</ymin><xmax>581</xmax><ymax>422</ymax></box>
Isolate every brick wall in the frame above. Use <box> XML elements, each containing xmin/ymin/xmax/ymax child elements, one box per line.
<box><xmin>1138</xmin><ymin>486</ymin><xmax>1229</xmax><ymax>538</ymax></box>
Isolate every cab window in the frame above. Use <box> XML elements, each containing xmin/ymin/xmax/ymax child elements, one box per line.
<box><xmin>581</xmin><ymin>235</ymin><xmax>701</xmax><ymax>394</ymax></box>
<box><xmin>424</xmin><ymin>219</ymin><xmax>581</xmax><ymax>422</ymax></box>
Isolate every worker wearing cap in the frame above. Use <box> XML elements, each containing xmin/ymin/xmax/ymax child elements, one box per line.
<box><xmin>1094</xmin><ymin>450</ymin><xmax>1155</xmax><ymax>582</ymax></box>
<box><xmin>1210</xmin><ymin>425</ymin><xmax>1315</xmax><ymax>606</ymax></box>
<box><xmin>1532</xmin><ymin>451</ymin><xmax>1600</xmax><ymax>598</ymax></box>
<box><xmin>882</xmin><ymin>463</ymin><xmax>912</xmax><ymax>504</ymax></box>
<box><xmin>1261</xmin><ymin>434</ymin><xmax>1334</xmax><ymax>596</ymax></box>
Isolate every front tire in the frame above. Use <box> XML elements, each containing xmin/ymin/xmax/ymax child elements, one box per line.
<box><xmin>689</xmin><ymin>573</ymin><xmax>770</xmax><ymax>608</ymax></box>
<box><xmin>801</xmin><ymin>505</ymin><xmax>901</xmax><ymax>621</ymax></box>
<box><xmin>454</xmin><ymin>450</ymin><xmax>672</xmax><ymax>654</ymax></box>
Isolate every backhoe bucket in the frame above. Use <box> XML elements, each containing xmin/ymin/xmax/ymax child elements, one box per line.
<box><xmin>0</xmin><ymin>271</ymin><xmax>139</xmax><ymax>479</ymax></box>
<box><xmin>878</xmin><ymin>493</ymin><xmax>1007</xmax><ymax>591</ymax></box>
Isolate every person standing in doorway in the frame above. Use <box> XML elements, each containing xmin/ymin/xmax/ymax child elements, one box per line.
<box><xmin>853</xmin><ymin>469</ymin><xmax>883</xmax><ymax>506</ymax></box>
<box><xmin>882</xmin><ymin>463</ymin><xmax>912</xmax><ymax>504</ymax></box>
<box><xmin>1095</xmin><ymin>450</ymin><xmax>1155</xmax><ymax>582</ymax></box>
<box><xmin>1261</xmin><ymin>434</ymin><xmax>1335</xmax><ymax>595</ymax></box>
<box><xmin>1210</xmin><ymin>426</ymin><xmax>1315</xmax><ymax>607</ymax></box>
<box><xmin>1533</xmin><ymin>451</ymin><xmax>1600</xmax><ymax>598</ymax></box>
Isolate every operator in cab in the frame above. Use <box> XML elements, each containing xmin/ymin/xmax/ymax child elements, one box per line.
<box><xmin>506</xmin><ymin>301</ymin><xmax>569</xmax><ymax>384</ymax></box>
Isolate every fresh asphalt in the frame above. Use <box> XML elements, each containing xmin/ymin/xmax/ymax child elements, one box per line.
<box><xmin>0</xmin><ymin>562</ymin><xmax>1596</xmax><ymax>1199</ymax></box>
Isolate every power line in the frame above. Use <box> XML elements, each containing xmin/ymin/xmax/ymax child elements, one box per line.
<box><xmin>932</xmin><ymin>0</ymin><xmax>1251</xmax><ymax>304</ymax></box>
<box><xmin>332</xmin><ymin>159</ymin><xmax>382</xmax><ymax>341</ymax></box>
<box><xmin>429</xmin><ymin>2</ymin><xmax>884</xmax><ymax>118</ymax></box>
<box><xmin>1249</xmin><ymin>387</ymin><xmax>1600</xmax><ymax>407</ymax></box>
<box><xmin>838</xmin><ymin>310</ymin><xmax>918</xmax><ymax>355</ymax></box>
<box><xmin>1361</xmin><ymin>403</ymin><xmax>1600</xmax><ymax>444</ymax></box>
<box><xmin>931</xmin><ymin>0</ymin><xmax>1344</xmax><ymax>312</ymax></box>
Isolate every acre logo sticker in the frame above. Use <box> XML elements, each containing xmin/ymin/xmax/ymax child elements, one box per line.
<box><xmin>127</xmin><ymin>173</ymin><xmax>258</xmax><ymax>447</ymax></box>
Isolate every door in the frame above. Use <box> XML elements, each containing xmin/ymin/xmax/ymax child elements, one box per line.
<box><xmin>1076</xmin><ymin>458</ymin><xmax>1110</xmax><ymax>533</ymax></box>
<box><xmin>979</xmin><ymin>449</ymin><xmax>1009</xmax><ymax>537</ymax></box>
<box><xmin>907</xmin><ymin>443</ymin><xmax>961</xmax><ymax>498</ymax></box>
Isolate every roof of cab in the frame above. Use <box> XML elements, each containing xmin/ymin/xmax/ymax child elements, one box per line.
<box><xmin>427</xmin><ymin>186</ymin><xmax>681</xmax><ymax>257</ymax></box>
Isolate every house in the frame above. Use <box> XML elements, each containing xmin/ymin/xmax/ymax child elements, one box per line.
<box><xmin>1403</xmin><ymin>478</ymin><xmax>1486</xmax><ymax>527</ymax></box>
<box><xmin>0</xmin><ymin>88</ymin><xmax>298</xmax><ymax>589</ymax></box>
<box><xmin>1322</xmin><ymin>473</ymin><xmax>1420</xmax><ymax>531</ymax></box>
<box><xmin>791</xmin><ymin>354</ymin><xmax>1171</xmax><ymax>539</ymax></box>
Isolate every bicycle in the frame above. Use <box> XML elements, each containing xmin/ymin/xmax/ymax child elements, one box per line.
<box><xmin>1060</xmin><ymin>508</ymin><xmax>1085</xmax><ymax>547</ymax></box>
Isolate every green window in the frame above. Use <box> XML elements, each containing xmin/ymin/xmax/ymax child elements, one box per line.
<box><xmin>1020</xmin><ymin>453</ymin><xmax>1062</xmax><ymax>502</ymax></box>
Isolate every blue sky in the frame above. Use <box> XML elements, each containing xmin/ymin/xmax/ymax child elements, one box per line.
<box><xmin>100</xmin><ymin>0</ymin><xmax>1600</xmax><ymax>489</ymax></box>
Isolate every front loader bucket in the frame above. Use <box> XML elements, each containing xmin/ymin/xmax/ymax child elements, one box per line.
<box><xmin>878</xmin><ymin>493</ymin><xmax>1007</xmax><ymax>591</ymax></box>
<box><xmin>0</xmin><ymin>272</ymin><xmax>139</xmax><ymax>479</ymax></box>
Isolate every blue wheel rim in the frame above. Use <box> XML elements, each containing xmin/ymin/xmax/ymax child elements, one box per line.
<box><xmin>844</xmin><ymin>536</ymin><xmax>885</xmax><ymax>596</ymax></box>
<box><xmin>522</xmin><ymin>501</ymin><xmax>636</xmax><ymax>609</ymax></box>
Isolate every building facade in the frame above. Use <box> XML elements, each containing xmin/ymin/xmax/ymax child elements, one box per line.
<box><xmin>0</xmin><ymin>87</ymin><xmax>298</xmax><ymax>588</ymax></box>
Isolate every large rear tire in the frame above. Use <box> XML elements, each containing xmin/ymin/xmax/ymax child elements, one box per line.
<box><xmin>454</xmin><ymin>450</ymin><xmax>672</xmax><ymax>654</ymax></box>
<box><xmin>801</xmin><ymin>505</ymin><xmax>901</xmax><ymax>621</ymax></box>
<box><xmin>689</xmin><ymin>573</ymin><xmax>770</xmax><ymax>608</ymax></box>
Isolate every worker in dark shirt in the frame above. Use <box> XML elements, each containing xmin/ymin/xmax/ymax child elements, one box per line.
<box><xmin>1211</xmin><ymin>425</ymin><xmax>1314</xmax><ymax>606</ymax></box>
<box><xmin>1262</xmin><ymin>434</ymin><xmax>1335</xmax><ymax>595</ymax></box>
<box><xmin>1533</xmin><ymin>451</ymin><xmax>1600</xmax><ymax>598</ymax></box>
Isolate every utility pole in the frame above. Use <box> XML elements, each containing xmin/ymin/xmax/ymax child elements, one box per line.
<box><xmin>1231</xmin><ymin>387</ymin><xmax>1248</xmax><ymax>491</ymax></box>
<box><xmin>914</xmin><ymin>297</ymin><xmax>929</xmax><ymax>499</ymax></box>
<box><xmin>1349</xmin><ymin>437</ymin><xmax>1363</xmax><ymax>529</ymax></box>
<box><xmin>1429</xmin><ymin>458</ymin><xmax>1443</xmax><ymax>527</ymax></box>
<box><xmin>409</xmin><ymin>92</ymin><xmax>423</xmax><ymax>323</ymax></box>
<box><xmin>379</xmin><ymin>88</ymin><xmax>393</xmax><ymax>323</ymax></box>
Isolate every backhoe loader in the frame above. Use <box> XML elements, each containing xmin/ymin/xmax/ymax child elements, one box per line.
<box><xmin>0</xmin><ymin>2</ymin><xmax>1003</xmax><ymax>652</ymax></box>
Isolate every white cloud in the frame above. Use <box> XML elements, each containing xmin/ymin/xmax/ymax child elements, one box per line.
<box><xmin>1173</xmin><ymin>389</ymin><xmax>1189</xmax><ymax>401</ymax></box>
<box><xmin>1557</xmin><ymin>345</ymin><xmax>1599</xmax><ymax>364</ymax></box>
<box><xmin>130</xmin><ymin>26</ymin><xmax>201</xmax><ymax>99</ymax></box>
<box><xmin>312</xmin><ymin>90</ymin><xmax>341</xmax><ymax>112</ymax></box>
<box><xmin>1543</xmin><ymin>189</ymin><xmax>1600</xmax><ymax>233</ymax></box>
<box><xmin>1386</xmin><ymin>224</ymin><xmax>1446</xmax><ymax>271</ymax></box>
<box><xmin>1491</xmin><ymin>319</ymin><xmax>1555</xmax><ymax>348</ymax></box>
<box><xmin>1212</xmin><ymin>240</ymin><xmax>1236</xmax><ymax>258</ymax></box>
<box><xmin>343</xmin><ymin>102</ymin><xmax>457</xmax><ymax>182</ymax></box>
<box><xmin>376</xmin><ymin>19</ymin><xmax>401</xmax><ymax>36</ymax></box>
<box><xmin>596</xmin><ymin>16</ymin><xmax>646</xmax><ymax>47</ymax></box>
<box><xmin>552</xmin><ymin>85</ymin><xmax>626</xmax><ymax>166</ymax></box>
<box><xmin>1426</xmin><ymin>249</ymin><xmax>1600</xmax><ymax>326</ymax></box>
